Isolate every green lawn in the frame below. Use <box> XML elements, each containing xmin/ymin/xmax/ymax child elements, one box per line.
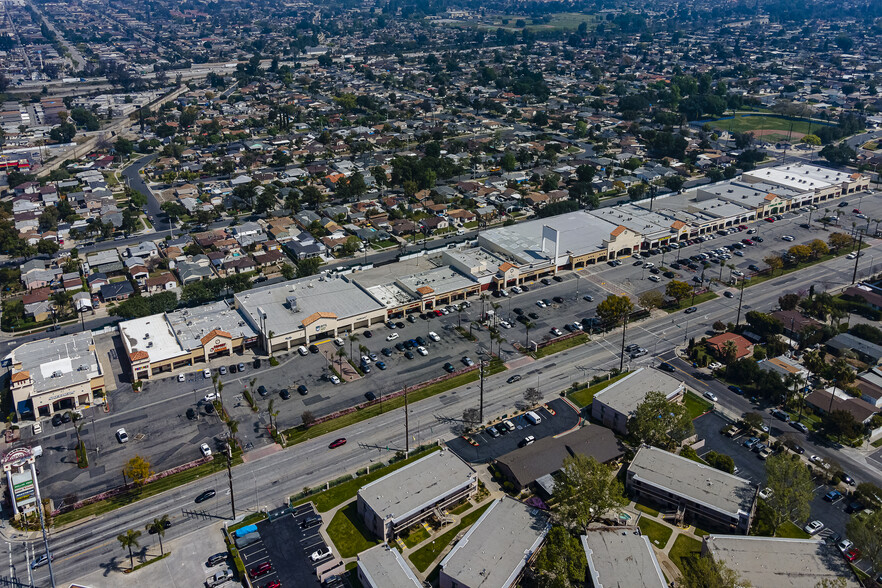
<box><xmin>291</xmin><ymin>447</ymin><xmax>440</xmax><ymax>513</ymax></box>
<box><xmin>692</xmin><ymin>527</ymin><xmax>710</xmax><ymax>537</ymax></box>
<box><xmin>668</xmin><ymin>534</ymin><xmax>702</xmax><ymax>576</ymax></box>
<box><xmin>409</xmin><ymin>504</ymin><xmax>491</xmax><ymax>572</ymax></box>
<box><xmin>872</xmin><ymin>437</ymin><xmax>882</xmax><ymax>448</ymax></box>
<box><xmin>449</xmin><ymin>501</ymin><xmax>472</xmax><ymax>515</ymax></box>
<box><xmin>534</xmin><ymin>333</ymin><xmax>589</xmax><ymax>358</ymax></box>
<box><xmin>683</xmin><ymin>391</ymin><xmax>714</xmax><ymax>419</ymax></box>
<box><xmin>284</xmin><ymin>359</ymin><xmax>505</xmax><ymax>445</ymax></box>
<box><xmin>741</xmin><ymin>248</ymin><xmax>857</xmax><ymax>289</ymax></box>
<box><xmin>637</xmin><ymin>517</ymin><xmax>673</xmax><ymax>549</ymax></box>
<box><xmin>706</xmin><ymin>115</ymin><xmax>820</xmax><ymax>137</ymax></box>
<box><xmin>750</xmin><ymin>502</ymin><xmax>812</xmax><ymax>539</ymax></box>
<box><xmin>326</xmin><ymin>502</ymin><xmax>381</xmax><ymax>558</ymax></box>
<box><xmin>664</xmin><ymin>291</ymin><xmax>719</xmax><ymax>313</ymax></box>
<box><xmin>777</xmin><ymin>521</ymin><xmax>812</xmax><ymax>539</ymax></box>
<box><xmin>635</xmin><ymin>503</ymin><xmax>660</xmax><ymax>517</ymax></box>
<box><xmin>567</xmin><ymin>371</ymin><xmax>631</xmax><ymax>408</ymax></box>
<box><xmin>402</xmin><ymin>526</ymin><xmax>430</xmax><ymax>548</ymax></box>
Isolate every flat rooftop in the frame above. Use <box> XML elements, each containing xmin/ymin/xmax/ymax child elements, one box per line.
<box><xmin>629</xmin><ymin>446</ymin><xmax>755</xmax><ymax>517</ymax></box>
<box><xmin>357</xmin><ymin>544</ymin><xmax>421</xmax><ymax>588</ymax></box>
<box><xmin>10</xmin><ymin>331</ymin><xmax>101</xmax><ymax>393</ymax></box>
<box><xmin>439</xmin><ymin>497</ymin><xmax>549</xmax><ymax>588</ymax></box>
<box><xmin>588</xmin><ymin>204</ymin><xmax>675</xmax><ymax>239</ymax></box>
<box><xmin>581</xmin><ymin>527</ymin><xmax>666</xmax><ymax>588</ymax></box>
<box><xmin>478</xmin><ymin>211</ymin><xmax>619</xmax><ymax>265</ymax></box>
<box><xmin>704</xmin><ymin>535</ymin><xmax>859</xmax><ymax>588</ymax></box>
<box><xmin>358</xmin><ymin>450</ymin><xmax>475</xmax><ymax>524</ymax></box>
<box><xmin>235</xmin><ymin>274</ymin><xmax>385</xmax><ymax>335</ymax></box>
<box><xmin>742</xmin><ymin>163</ymin><xmax>857</xmax><ymax>192</ymax></box>
<box><xmin>397</xmin><ymin>266</ymin><xmax>476</xmax><ymax>298</ymax></box>
<box><xmin>120</xmin><ymin>301</ymin><xmax>256</xmax><ymax>364</ymax></box>
<box><xmin>687</xmin><ymin>197</ymin><xmax>754</xmax><ymax>219</ymax></box>
<box><xmin>593</xmin><ymin>367</ymin><xmax>684</xmax><ymax>416</ymax></box>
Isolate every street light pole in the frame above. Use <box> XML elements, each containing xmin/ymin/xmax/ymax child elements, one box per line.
<box><xmin>478</xmin><ymin>360</ymin><xmax>485</xmax><ymax>424</ymax></box>
<box><xmin>735</xmin><ymin>275</ymin><xmax>746</xmax><ymax>326</ymax></box>
<box><xmin>226</xmin><ymin>443</ymin><xmax>236</xmax><ymax>518</ymax></box>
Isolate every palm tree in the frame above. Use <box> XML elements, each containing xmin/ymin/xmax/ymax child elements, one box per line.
<box><xmin>336</xmin><ymin>347</ymin><xmax>347</xmax><ymax>372</ymax></box>
<box><xmin>145</xmin><ymin>516</ymin><xmax>169</xmax><ymax>555</ymax></box>
<box><xmin>226</xmin><ymin>419</ymin><xmax>239</xmax><ymax>446</ymax></box>
<box><xmin>267</xmin><ymin>330</ymin><xmax>275</xmax><ymax>356</ymax></box>
<box><xmin>524</xmin><ymin>321</ymin><xmax>534</xmax><ymax>349</ymax></box>
<box><xmin>117</xmin><ymin>529</ymin><xmax>141</xmax><ymax>569</ymax></box>
<box><xmin>348</xmin><ymin>333</ymin><xmax>359</xmax><ymax>361</ymax></box>
<box><xmin>358</xmin><ymin>344</ymin><xmax>369</xmax><ymax>360</ymax></box>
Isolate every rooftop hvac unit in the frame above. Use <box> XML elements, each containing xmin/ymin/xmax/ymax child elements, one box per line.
<box><xmin>286</xmin><ymin>296</ymin><xmax>299</xmax><ymax>312</ymax></box>
<box><xmin>52</xmin><ymin>371</ymin><xmax>62</xmax><ymax>378</ymax></box>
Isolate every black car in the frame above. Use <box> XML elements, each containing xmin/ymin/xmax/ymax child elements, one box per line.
<box><xmin>688</xmin><ymin>263</ymin><xmax>699</xmax><ymax>270</ymax></box>
<box><xmin>51</xmin><ymin>414</ymin><xmax>63</xmax><ymax>427</ymax></box>
<box><xmin>753</xmin><ymin>236</ymin><xmax>764</xmax><ymax>242</ymax></box>
<box><xmin>363</xmin><ymin>330</ymin><xmax>373</xmax><ymax>338</ymax></box>
<box><xmin>513</xmin><ymin>307</ymin><xmax>524</xmax><ymax>315</ymax></box>
<box><xmin>300</xmin><ymin>515</ymin><xmax>322</xmax><ymax>529</ymax></box>
<box><xmin>800</xmin><ymin>223</ymin><xmax>811</xmax><ymax>229</ymax></box>
<box><xmin>253</xmin><ymin>358</ymin><xmax>261</xmax><ymax>369</ymax></box>
<box><xmin>416</xmin><ymin>336</ymin><xmax>427</xmax><ymax>347</ymax></box>
<box><xmin>658</xmin><ymin>362</ymin><xmax>676</xmax><ymax>372</ymax></box>
<box><xmin>207</xmin><ymin>553</ymin><xmax>227</xmax><ymax>567</ymax></box>
<box><xmin>684</xmin><ymin>307</ymin><xmax>698</xmax><ymax>314</ymax></box>
<box><xmin>748</xmin><ymin>264</ymin><xmax>760</xmax><ymax>272</ymax></box>
<box><xmin>309</xmin><ymin>344</ymin><xmax>319</xmax><ymax>353</ymax></box>
<box><xmin>520</xmin><ymin>285</ymin><xmax>530</xmax><ymax>292</ymax></box>
<box><xmin>404</xmin><ymin>350</ymin><xmax>415</xmax><ymax>359</ymax></box>
<box><xmin>280</xmin><ymin>389</ymin><xmax>291</xmax><ymax>400</ymax></box>
<box><xmin>186</xmin><ymin>408</ymin><xmax>197</xmax><ymax>420</ymax></box>
<box><xmin>553</xmin><ymin>296</ymin><xmax>564</xmax><ymax>304</ymax></box>
<box><xmin>517</xmin><ymin>315</ymin><xmax>529</xmax><ymax>324</ymax></box>
<box><xmin>403</xmin><ymin>339</ymin><xmax>415</xmax><ymax>349</ymax></box>
<box><xmin>443</xmin><ymin>362</ymin><xmax>456</xmax><ymax>373</ymax></box>
<box><xmin>258</xmin><ymin>385</ymin><xmax>268</xmax><ymax>396</ymax></box>
<box><xmin>395</xmin><ymin>342</ymin><xmax>405</xmax><ymax>352</ymax></box>
<box><xmin>553</xmin><ymin>275</ymin><xmax>563</xmax><ymax>282</ymax></box>
<box><xmin>229</xmin><ymin>364</ymin><xmax>237</xmax><ymax>373</ymax></box>
<box><xmin>649</xmin><ymin>267</ymin><xmax>660</xmax><ymax>274</ymax></box>
<box><xmin>381</xmin><ymin>347</ymin><xmax>393</xmax><ymax>356</ymax></box>
<box><xmin>297</xmin><ymin>385</ymin><xmax>308</xmax><ymax>396</ymax></box>
<box><xmin>61</xmin><ymin>412</ymin><xmax>72</xmax><ymax>423</ymax></box>
<box><xmin>148</xmin><ymin>519</ymin><xmax>172</xmax><ymax>533</ymax></box>
<box><xmin>724</xmin><ymin>291</ymin><xmax>734</xmax><ymax>298</ymax></box>
<box><xmin>663</xmin><ymin>271</ymin><xmax>675</xmax><ymax>279</ymax></box>
<box><xmin>407</xmin><ymin>315</ymin><xmax>417</xmax><ymax>323</ymax></box>
<box><xmin>507</xmin><ymin>374</ymin><xmax>522</xmax><ymax>383</ymax></box>
<box><xmin>541</xmin><ymin>278</ymin><xmax>552</xmax><ymax>285</ymax></box>
<box><xmin>846</xmin><ymin>500</ymin><xmax>865</xmax><ymax>514</ymax></box>
<box><xmin>365</xmin><ymin>391</ymin><xmax>377</xmax><ymax>401</ymax></box>
<box><xmin>528</xmin><ymin>312</ymin><xmax>539</xmax><ymax>320</ymax></box>
<box><xmin>633</xmin><ymin>259</ymin><xmax>643</xmax><ymax>266</ymax></box>
<box><xmin>195</xmin><ymin>489</ymin><xmax>216</xmax><ymax>503</ymax></box>
<box><xmin>670</xmin><ymin>262</ymin><xmax>681</xmax><ymax>269</ymax></box>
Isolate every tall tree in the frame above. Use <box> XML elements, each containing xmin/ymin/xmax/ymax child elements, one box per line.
<box><xmin>556</xmin><ymin>454</ymin><xmax>628</xmax><ymax>533</ymax></box>
<box><xmin>124</xmin><ymin>456</ymin><xmax>153</xmax><ymax>487</ymax></box>
<box><xmin>764</xmin><ymin>453</ymin><xmax>813</xmax><ymax>535</ymax></box>
<box><xmin>665</xmin><ymin>280</ymin><xmax>693</xmax><ymax>304</ymax></box>
<box><xmin>681</xmin><ymin>554</ymin><xmax>751</xmax><ymax>588</ymax></box>
<box><xmin>145</xmin><ymin>515</ymin><xmax>169</xmax><ymax>555</ymax></box>
<box><xmin>596</xmin><ymin>294</ymin><xmax>634</xmax><ymax>328</ymax></box>
<box><xmin>117</xmin><ymin>529</ymin><xmax>142</xmax><ymax>569</ymax></box>
<box><xmin>629</xmin><ymin>391</ymin><xmax>693</xmax><ymax>449</ymax></box>
<box><xmin>533</xmin><ymin>525</ymin><xmax>587</xmax><ymax>588</ymax></box>
<box><xmin>846</xmin><ymin>509</ymin><xmax>882</xmax><ymax>576</ymax></box>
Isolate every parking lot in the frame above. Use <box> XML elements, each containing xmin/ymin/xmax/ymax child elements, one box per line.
<box><xmin>237</xmin><ymin>504</ymin><xmax>329</xmax><ymax>588</ymax></box>
<box><xmin>447</xmin><ymin>399</ymin><xmax>579</xmax><ymax>463</ymax></box>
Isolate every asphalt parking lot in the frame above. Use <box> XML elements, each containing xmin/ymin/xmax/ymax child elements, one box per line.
<box><xmin>238</xmin><ymin>504</ymin><xmax>327</xmax><ymax>588</ymax></box>
<box><xmin>447</xmin><ymin>398</ymin><xmax>579</xmax><ymax>463</ymax></box>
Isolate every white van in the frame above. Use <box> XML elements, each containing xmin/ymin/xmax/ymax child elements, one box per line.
<box><xmin>525</xmin><ymin>411</ymin><xmax>542</xmax><ymax>425</ymax></box>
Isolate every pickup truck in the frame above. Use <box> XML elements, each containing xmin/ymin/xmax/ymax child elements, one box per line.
<box><xmin>205</xmin><ymin>568</ymin><xmax>233</xmax><ymax>587</ymax></box>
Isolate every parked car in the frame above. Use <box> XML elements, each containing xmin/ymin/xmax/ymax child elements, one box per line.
<box><xmin>206</xmin><ymin>553</ymin><xmax>228</xmax><ymax>567</ymax></box>
<box><xmin>443</xmin><ymin>362</ymin><xmax>456</xmax><ymax>373</ymax></box>
<box><xmin>280</xmin><ymin>389</ymin><xmax>291</xmax><ymax>400</ymax></box>
<box><xmin>297</xmin><ymin>384</ymin><xmax>308</xmax><ymax>396</ymax></box>
<box><xmin>518</xmin><ymin>436</ymin><xmax>535</xmax><ymax>448</ymax></box>
<box><xmin>310</xmin><ymin>547</ymin><xmax>332</xmax><ymax>562</ymax></box>
<box><xmin>804</xmin><ymin>520</ymin><xmax>824</xmax><ymax>535</ymax></box>
<box><xmin>257</xmin><ymin>385</ymin><xmax>268</xmax><ymax>397</ymax></box>
<box><xmin>824</xmin><ymin>490</ymin><xmax>843</xmax><ymax>502</ymax></box>
<box><xmin>116</xmin><ymin>428</ymin><xmax>129</xmax><ymax>443</ymax></box>
<box><xmin>249</xmin><ymin>562</ymin><xmax>272</xmax><ymax>578</ymax></box>
<box><xmin>703</xmin><ymin>391</ymin><xmax>718</xmax><ymax>402</ymax></box>
<box><xmin>200</xmin><ymin>443</ymin><xmax>212</xmax><ymax>457</ymax></box>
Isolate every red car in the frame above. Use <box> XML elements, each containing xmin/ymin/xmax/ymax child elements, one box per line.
<box><xmin>250</xmin><ymin>562</ymin><xmax>272</xmax><ymax>578</ymax></box>
<box><xmin>434</xmin><ymin>309</ymin><xmax>443</xmax><ymax>316</ymax></box>
<box><xmin>765</xmin><ymin>217</ymin><xmax>775</xmax><ymax>222</ymax></box>
<box><xmin>264</xmin><ymin>582</ymin><xmax>282</xmax><ymax>588</ymax></box>
<box><xmin>845</xmin><ymin>547</ymin><xmax>861</xmax><ymax>562</ymax></box>
<box><xmin>853</xmin><ymin>208</ymin><xmax>861</xmax><ymax>214</ymax></box>
<box><xmin>329</xmin><ymin>437</ymin><xmax>347</xmax><ymax>449</ymax></box>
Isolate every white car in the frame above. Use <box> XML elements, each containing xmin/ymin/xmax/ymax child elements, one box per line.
<box><xmin>203</xmin><ymin>368</ymin><xmax>211</xmax><ymax>378</ymax></box>
<box><xmin>310</xmin><ymin>547</ymin><xmax>331</xmax><ymax>562</ymax></box>
<box><xmin>511</xmin><ymin>286</ymin><xmax>522</xmax><ymax>294</ymax></box>
<box><xmin>417</xmin><ymin>346</ymin><xmax>428</xmax><ymax>356</ymax></box>
<box><xmin>499</xmin><ymin>289</ymin><xmax>508</xmax><ymax>297</ymax></box>
<box><xmin>428</xmin><ymin>331</ymin><xmax>440</xmax><ymax>342</ymax></box>
<box><xmin>116</xmin><ymin>428</ymin><xmax>129</xmax><ymax>443</ymax></box>
<box><xmin>708</xmin><ymin>362</ymin><xmax>723</xmax><ymax>370</ymax></box>
<box><xmin>782</xmin><ymin>235</ymin><xmax>795</xmax><ymax>241</ymax></box>
<box><xmin>838</xmin><ymin>539</ymin><xmax>854</xmax><ymax>553</ymax></box>
<box><xmin>804</xmin><ymin>520</ymin><xmax>824</xmax><ymax>535</ymax></box>
<box><xmin>809</xmin><ymin>455</ymin><xmax>830</xmax><ymax>469</ymax></box>
<box><xmin>298</xmin><ymin>345</ymin><xmax>309</xmax><ymax>356</ymax></box>
<box><xmin>32</xmin><ymin>422</ymin><xmax>42</xmax><ymax>435</ymax></box>
<box><xmin>386</xmin><ymin>332</ymin><xmax>400</xmax><ymax>341</ymax></box>
<box><xmin>203</xmin><ymin>392</ymin><xmax>219</xmax><ymax>402</ymax></box>
<box><xmin>178</xmin><ymin>373</ymin><xmax>186</xmax><ymax>382</ymax></box>
<box><xmin>536</xmin><ymin>300</ymin><xmax>547</xmax><ymax>308</ymax></box>
<box><xmin>758</xmin><ymin>487</ymin><xmax>773</xmax><ymax>500</ymax></box>
<box><xmin>499</xmin><ymin>320</ymin><xmax>512</xmax><ymax>328</ymax></box>
<box><xmin>329</xmin><ymin>375</ymin><xmax>341</xmax><ymax>385</ymax></box>
<box><xmin>731</xmin><ymin>270</ymin><xmax>744</xmax><ymax>277</ymax></box>
<box><xmin>333</xmin><ymin>337</ymin><xmax>344</xmax><ymax>346</ymax></box>
<box><xmin>703</xmin><ymin>391</ymin><xmax>718</xmax><ymax>402</ymax></box>
<box><xmin>644</xmin><ymin>262</ymin><xmax>655</xmax><ymax>268</ymax></box>
<box><xmin>846</xmin><ymin>252</ymin><xmax>857</xmax><ymax>260</ymax></box>
<box><xmin>360</xmin><ymin>355</ymin><xmax>371</xmax><ymax>364</ymax></box>
<box><xmin>200</xmin><ymin>443</ymin><xmax>212</xmax><ymax>457</ymax></box>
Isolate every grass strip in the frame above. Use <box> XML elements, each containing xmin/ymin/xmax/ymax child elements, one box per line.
<box><xmin>668</xmin><ymin>534</ymin><xmax>702</xmax><ymax>576</ymax></box>
<box><xmin>326</xmin><ymin>502</ymin><xmax>382</xmax><ymax>558</ymax></box>
<box><xmin>683</xmin><ymin>391</ymin><xmax>714</xmax><ymax>420</ymax></box>
<box><xmin>409</xmin><ymin>503</ymin><xmax>491</xmax><ymax>572</ymax></box>
<box><xmin>637</xmin><ymin>516</ymin><xmax>673</xmax><ymax>549</ymax></box>
<box><xmin>402</xmin><ymin>526</ymin><xmax>430</xmax><ymax>548</ymax></box>
<box><xmin>634</xmin><ymin>503</ymin><xmax>659</xmax><ymax>517</ymax></box>
<box><xmin>126</xmin><ymin>551</ymin><xmax>170</xmax><ymax>573</ymax></box>
<box><xmin>567</xmin><ymin>371</ymin><xmax>630</xmax><ymax>408</ymax></box>
<box><xmin>534</xmin><ymin>333</ymin><xmax>589</xmax><ymax>358</ymax></box>
<box><xmin>52</xmin><ymin>452</ymin><xmax>243</xmax><ymax>527</ymax></box>
<box><xmin>284</xmin><ymin>360</ymin><xmax>505</xmax><ymax>446</ymax></box>
<box><xmin>664</xmin><ymin>291</ymin><xmax>719</xmax><ymax>313</ymax></box>
<box><xmin>291</xmin><ymin>446</ymin><xmax>441</xmax><ymax>512</ymax></box>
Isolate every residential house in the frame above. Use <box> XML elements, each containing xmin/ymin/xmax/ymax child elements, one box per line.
<box><xmin>144</xmin><ymin>272</ymin><xmax>178</xmax><ymax>295</ymax></box>
<box><xmin>705</xmin><ymin>333</ymin><xmax>754</xmax><ymax>361</ymax></box>
<box><xmin>100</xmin><ymin>281</ymin><xmax>134</xmax><ymax>302</ymax></box>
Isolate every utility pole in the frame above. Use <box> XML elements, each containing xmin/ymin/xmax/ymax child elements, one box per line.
<box><xmin>404</xmin><ymin>385</ymin><xmax>409</xmax><ymax>457</ymax></box>
<box><xmin>619</xmin><ymin>315</ymin><xmax>629</xmax><ymax>372</ymax></box>
<box><xmin>735</xmin><ymin>275</ymin><xmax>746</xmax><ymax>327</ymax></box>
<box><xmin>478</xmin><ymin>360</ymin><xmax>485</xmax><ymax>424</ymax></box>
<box><xmin>851</xmin><ymin>232</ymin><xmax>864</xmax><ymax>285</ymax></box>
<box><xmin>225</xmin><ymin>443</ymin><xmax>236</xmax><ymax>518</ymax></box>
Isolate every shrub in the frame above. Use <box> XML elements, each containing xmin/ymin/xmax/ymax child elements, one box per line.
<box><xmin>269</xmin><ymin>357</ymin><xmax>279</xmax><ymax>367</ymax></box>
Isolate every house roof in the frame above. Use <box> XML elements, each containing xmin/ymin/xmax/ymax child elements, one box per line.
<box><xmin>129</xmin><ymin>350</ymin><xmax>149</xmax><ymax>362</ymax></box>
<box><xmin>706</xmin><ymin>332</ymin><xmax>753</xmax><ymax>359</ymax></box>
<box><xmin>805</xmin><ymin>389</ymin><xmax>878</xmax><ymax>423</ymax></box>
<box><xmin>200</xmin><ymin>329</ymin><xmax>232</xmax><ymax>346</ymax></box>
<box><xmin>10</xmin><ymin>371</ymin><xmax>30</xmax><ymax>383</ymax></box>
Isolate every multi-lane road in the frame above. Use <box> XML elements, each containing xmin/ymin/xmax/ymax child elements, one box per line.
<box><xmin>7</xmin><ymin>219</ymin><xmax>882</xmax><ymax>586</ymax></box>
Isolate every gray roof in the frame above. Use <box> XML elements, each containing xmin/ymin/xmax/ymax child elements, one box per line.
<box><xmin>495</xmin><ymin>425</ymin><xmax>624</xmax><ymax>490</ymax></box>
<box><xmin>704</xmin><ymin>535</ymin><xmax>859</xmax><ymax>588</ymax></box>
<box><xmin>592</xmin><ymin>367</ymin><xmax>684</xmax><ymax>417</ymax></box>
<box><xmin>235</xmin><ymin>274</ymin><xmax>385</xmax><ymax>338</ymax></box>
<box><xmin>581</xmin><ymin>527</ymin><xmax>666</xmax><ymax>588</ymax></box>
<box><xmin>827</xmin><ymin>332</ymin><xmax>882</xmax><ymax>360</ymax></box>
<box><xmin>357</xmin><ymin>544</ymin><xmax>421</xmax><ymax>588</ymax></box>
<box><xmin>9</xmin><ymin>331</ymin><xmax>101</xmax><ymax>395</ymax></box>
<box><xmin>629</xmin><ymin>447</ymin><xmax>755</xmax><ymax>518</ymax></box>
<box><xmin>439</xmin><ymin>497</ymin><xmax>549</xmax><ymax>588</ymax></box>
<box><xmin>358</xmin><ymin>450</ymin><xmax>475</xmax><ymax>525</ymax></box>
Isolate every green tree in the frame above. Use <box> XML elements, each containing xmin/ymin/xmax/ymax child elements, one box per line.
<box><xmin>764</xmin><ymin>453</ymin><xmax>813</xmax><ymax>534</ymax></box>
<box><xmin>787</xmin><ymin>244</ymin><xmax>812</xmax><ymax>264</ymax></box>
<box><xmin>763</xmin><ymin>255</ymin><xmax>783</xmax><ymax>275</ymax></box>
<box><xmin>145</xmin><ymin>515</ymin><xmax>169</xmax><ymax>555</ymax></box>
<box><xmin>820</xmin><ymin>409</ymin><xmax>862</xmax><ymax>442</ymax></box>
<box><xmin>117</xmin><ymin>529</ymin><xmax>141</xmax><ymax>569</ymax></box>
<box><xmin>501</xmin><ymin>151</ymin><xmax>517</xmax><ymax>172</ymax></box>
<box><xmin>629</xmin><ymin>391</ymin><xmax>694</xmax><ymax>449</ymax></box>
<box><xmin>637</xmin><ymin>290</ymin><xmax>665</xmax><ymax>311</ymax></box>
<box><xmin>596</xmin><ymin>294</ymin><xmax>634</xmax><ymax>328</ymax></box>
<box><xmin>827</xmin><ymin>232</ymin><xmax>852</xmax><ymax>251</ymax></box>
<box><xmin>556</xmin><ymin>454</ymin><xmax>628</xmax><ymax>533</ymax></box>
<box><xmin>846</xmin><ymin>508</ymin><xmax>882</xmax><ymax>575</ymax></box>
<box><xmin>681</xmin><ymin>555</ymin><xmax>751</xmax><ymax>588</ymax></box>
<box><xmin>533</xmin><ymin>525</ymin><xmax>587</xmax><ymax>588</ymax></box>
<box><xmin>124</xmin><ymin>455</ymin><xmax>153</xmax><ymax>487</ymax></box>
<box><xmin>704</xmin><ymin>451</ymin><xmax>735</xmax><ymax>474</ymax></box>
<box><xmin>665</xmin><ymin>280</ymin><xmax>693</xmax><ymax>304</ymax></box>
